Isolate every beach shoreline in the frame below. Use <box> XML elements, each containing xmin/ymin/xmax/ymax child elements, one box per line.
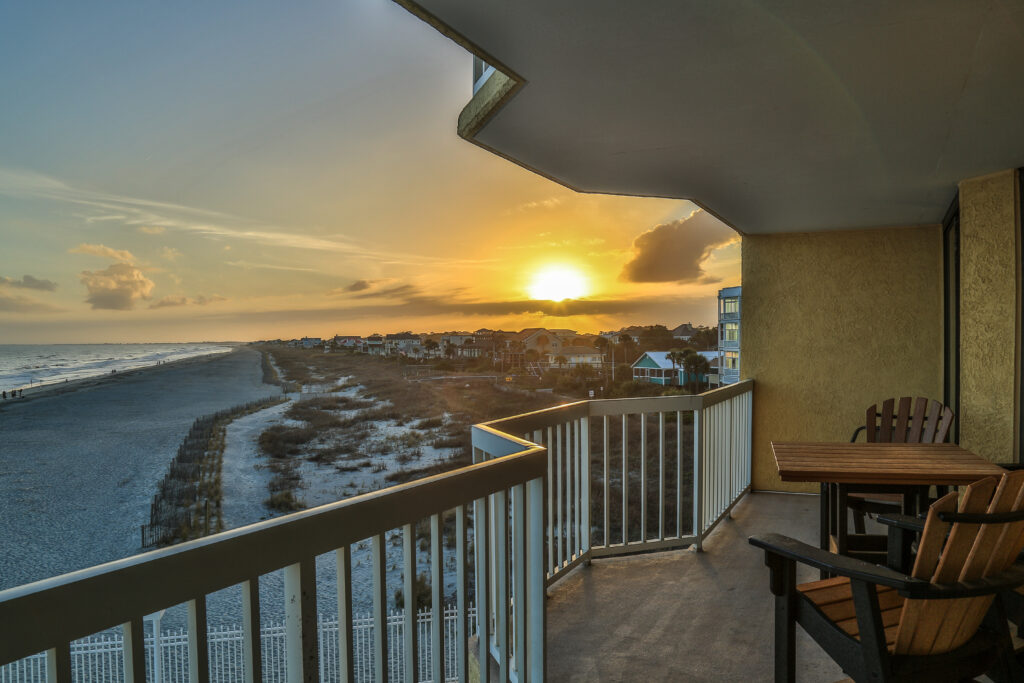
<box><xmin>0</xmin><ymin>345</ymin><xmax>246</xmax><ymax>409</ymax></box>
<box><xmin>0</xmin><ymin>345</ymin><xmax>282</xmax><ymax>591</ymax></box>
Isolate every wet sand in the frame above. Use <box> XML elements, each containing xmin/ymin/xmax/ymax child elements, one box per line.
<box><xmin>0</xmin><ymin>347</ymin><xmax>281</xmax><ymax>591</ymax></box>
<box><xmin>0</xmin><ymin>346</ymin><xmax>236</xmax><ymax>408</ymax></box>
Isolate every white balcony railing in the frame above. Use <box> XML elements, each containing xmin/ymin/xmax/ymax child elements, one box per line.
<box><xmin>0</xmin><ymin>381</ymin><xmax>752</xmax><ymax>682</ymax></box>
<box><xmin>474</xmin><ymin>380</ymin><xmax>752</xmax><ymax>591</ymax></box>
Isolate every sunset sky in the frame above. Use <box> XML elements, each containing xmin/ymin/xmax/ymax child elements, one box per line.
<box><xmin>0</xmin><ymin>0</ymin><xmax>740</xmax><ymax>343</ymax></box>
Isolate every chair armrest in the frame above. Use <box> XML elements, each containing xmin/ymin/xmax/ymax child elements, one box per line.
<box><xmin>876</xmin><ymin>513</ymin><xmax>926</xmax><ymax>532</ymax></box>
<box><xmin>899</xmin><ymin>564</ymin><xmax>1024</xmax><ymax>600</ymax></box>
<box><xmin>749</xmin><ymin>533</ymin><xmax>914</xmax><ymax>590</ymax></box>
<box><xmin>850</xmin><ymin>425</ymin><xmax>866</xmax><ymax>443</ymax></box>
<box><xmin>749</xmin><ymin>534</ymin><xmax>1024</xmax><ymax>600</ymax></box>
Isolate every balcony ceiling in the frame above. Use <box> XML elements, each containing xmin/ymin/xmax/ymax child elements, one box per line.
<box><xmin>402</xmin><ymin>1</ymin><xmax>1024</xmax><ymax>234</ymax></box>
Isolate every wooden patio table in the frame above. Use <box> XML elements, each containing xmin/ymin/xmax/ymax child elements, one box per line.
<box><xmin>772</xmin><ymin>441</ymin><xmax>1005</xmax><ymax>565</ymax></box>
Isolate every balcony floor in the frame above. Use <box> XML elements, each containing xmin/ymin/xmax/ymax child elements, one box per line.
<box><xmin>547</xmin><ymin>492</ymin><xmax>845</xmax><ymax>681</ymax></box>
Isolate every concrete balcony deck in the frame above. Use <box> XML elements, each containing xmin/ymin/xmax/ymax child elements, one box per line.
<box><xmin>547</xmin><ymin>491</ymin><xmax>844</xmax><ymax>681</ymax></box>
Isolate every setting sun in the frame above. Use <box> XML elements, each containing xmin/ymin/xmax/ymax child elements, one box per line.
<box><xmin>527</xmin><ymin>265</ymin><xmax>588</xmax><ymax>301</ymax></box>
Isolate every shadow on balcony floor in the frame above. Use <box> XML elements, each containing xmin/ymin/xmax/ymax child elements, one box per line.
<box><xmin>546</xmin><ymin>491</ymin><xmax>845</xmax><ymax>682</ymax></box>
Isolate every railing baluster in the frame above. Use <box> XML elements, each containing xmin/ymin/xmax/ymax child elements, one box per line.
<box><xmin>580</xmin><ymin>415</ymin><xmax>590</xmax><ymax>556</ymax></box>
<box><xmin>676</xmin><ymin>411</ymin><xmax>683</xmax><ymax>539</ymax></box>
<box><xmin>621</xmin><ymin>414</ymin><xmax>628</xmax><ymax>546</ymax></box>
<box><xmin>555</xmin><ymin>423</ymin><xmax>563</xmax><ymax>569</ymax></box>
<box><xmin>430</xmin><ymin>513</ymin><xmax>444</xmax><ymax>683</ymax></box>
<box><xmin>720</xmin><ymin>403</ymin><xmax>727</xmax><ymax>516</ymax></box>
<box><xmin>242</xmin><ymin>578</ymin><xmax>262</xmax><ymax>683</ymax></box>
<box><xmin>474</xmin><ymin>496</ymin><xmax>490</xmax><ymax>683</ymax></box>
<box><xmin>640</xmin><ymin>412</ymin><xmax>647</xmax><ymax>542</ymax></box>
<box><xmin>512</xmin><ymin>484</ymin><xmax>527</xmax><ymax>678</ymax></box>
<box><xmin>545</xmin><ymin>427</ymin><xmax>553</xmax><ymax>576</ymax></box>
<box><xmin>336</xmin><ymin>545</ymin><xmax>354</xmax><ymax>683</ymax></box>
<box><xmin>526</xmin><ymin>476</ymin><xmax>546</xmax><ymax>682</ymax></box>
<box><xmin>574</xmin><ymin>419</ymin><xmax>582</xmax><ymax>557</ymax></box>
<box><xmin>284</xmin><ymin>558</ymin><xmax>318</xmax><ymax>683</ymax></box>
<box><xmin>658</xmin><ymin>412</ymin><xmax>666</xmax><ymax>541</ymax></box>
<box><xmin>494</xmin><ymin>488</ymin><xmax>509</xmax><ymax>683</ymax></box>
<box><xmin>603</xmin><ymin>415</ymin><xmax>610</xmax><ymax>549</ymax></box>
<box><xmin>188</xmin><ymin>597</ymin><xmax>209</xmax><ymax>683</ymax></box>
<box><xmin>45</xmin><ymin>642</ymin><xmax>71</xmax><ymax>683</ymax></box>
<box><xmin>372</xmin><ymin>534</ymin><xmax>388</xmax><ymax>683</ymax></box>
<box><xmin>694</xmin><ymin>407</ymin><xmax>703</xmax><ymax>549</ymax></box>
<box><xmin>567</xmin><ymin>420</ymin><xmax>575</xmax><ymax>559</ymax></box>
<box><xmin>403</xmin><ymin>524</ymin><xmax>418</xmax><ymax>683</ymax></box>
<box><xmin>456</xmin><ymin>504</ymin><xmax>468</xmax><ymax>683</ymax></box>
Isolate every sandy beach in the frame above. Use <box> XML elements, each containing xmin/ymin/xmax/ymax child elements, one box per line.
<box><xmin>0</xmin><ymin>344</ymin><xmax>237</xmax><ymax>408</ymax></box>
<box><xmin>0</xmin><ymin>347</ymin><xmax>281</xmax><ymax>591</ymax></box>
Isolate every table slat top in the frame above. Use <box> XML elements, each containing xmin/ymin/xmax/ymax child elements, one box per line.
<box><xmin>772</xmin><ymin>441</ymin><xmax>1006</xmax><ymax>485</ymax></box>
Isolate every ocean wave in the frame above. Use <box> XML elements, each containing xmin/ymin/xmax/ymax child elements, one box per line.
<box><xmin>0</xmin><ymin>344</ymin><xmax>235</xmax><ymax>390</ymax></box>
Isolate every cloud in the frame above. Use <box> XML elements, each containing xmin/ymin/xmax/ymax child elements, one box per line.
<box><xmin>148</xmin><ymin>295</ymin><xmax>188</xmax><ymax>309</ymax></box>
<box><xmin>138</xmin><ymin>226</ymin><xmax>165</xmax><ymax>235</ymax></box>
<box><xmin>225</xmin><ymin>260</ymin><xmax>316</xmax><ymax>272</ymax></box>
<box><xmin>69</xmin><ymin>243</ymin><xmax>135</xmax><ymax>263</ymax></box>
<box><xmin>620</xmin><ymin>209</ymin><xmax>738</xmax><ymax>283</ymax></box>
<box><xmin>0</xmin><ymin>291</ymin><xmax>61</xmax><ymax>313</ymax></box>
<box><xmin>79</xmin><ymin>263</ymin><xmax>155</xmax><ymax>310</ymax></box>
<box><xmin>509</xmin><ymin>197</ymin><xmax>562</xmax><ymax>213</ymax></box>
<box><xmin>352</xmin><ymin>283</ymin><xmax>419</xmax><ymax>300</ymax></box>
<box><xmin>344</xmin><ymin>279</ymin><xmax>376</xmax><ymax>292</ymax></box>
<box><xmin>147</xmin><ymin>294</ymin><xmax>226</xmax><ymax>309</ymax></box>
<box><xmin>0</xmin><ymin>274</ymin><xmax>57</xmax><ymax>291</ymax></box>
<box><xmin>0</xmin><ymin>167</ymin><xmax>494</xmax><ymax>269</ymax></box>
<box><xmin>161</xmin><ymin>247</ymin><xmax>181</xmax><ymax>261</ymax></box>
<box><xmin>226</xmin><ymin>292</ymin><xmax>712</xmax><ymax>328</ymax></box>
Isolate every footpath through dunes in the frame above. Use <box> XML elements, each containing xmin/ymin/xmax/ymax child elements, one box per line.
<box><xmin>0</xmin><ymin>347</ymin><xmax>282</xmax><ymax>591</ymax></box>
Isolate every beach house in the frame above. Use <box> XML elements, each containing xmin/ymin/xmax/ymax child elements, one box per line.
<box><xmin>546</xmin><ymin>345</ymin><xmax>602</xmax><ymax>369</ymax></box>
<box><xmin>3</xmin><ymin>3</ymin><xmax>1023</xmax><ymax>681</ymax></box>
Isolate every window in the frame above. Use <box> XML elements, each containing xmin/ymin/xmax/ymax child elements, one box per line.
<box><xmin>723</xmin><ymin>322</ymin><xmax>739</xmax><ymax>342</ymax></box>
<box><xmin>722</xmin><ymin>298</ymin><xmax>739</xmax><ymax>314</ymax></box>
<box><xmin>724</xmin><ymin>351</ymin><xmax>739</xmax><ymax>370</ymax></box>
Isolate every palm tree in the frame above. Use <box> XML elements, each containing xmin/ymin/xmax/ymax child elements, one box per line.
<box><xmin>680</xmin><ymin>348</ymin><xmax>700</xmax><ymax>392</ymax></box>
<box><xmin>666</xmin><ymin>349</ymin><xmax>688</xmax><ymax>386</ymax></box>
<box><xmin>617</xmin><ymin>333</ymin><xmax>637</xmax><ymax>364</ymax></box>
<box><xmin>681</xmin><ymin>350</ymin><xmax>710</xmax><ymax>392</ymax></box>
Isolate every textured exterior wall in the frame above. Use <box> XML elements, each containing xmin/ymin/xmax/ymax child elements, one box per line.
<box><xmin>743</xmin><ymin>227</ymin><xmax>943</xmax><ymax>492</ymax></box>
<box><xmin>959</xmin><ymin>169</ymin><xmax>1021</xmax><ymax>464</ymax></box>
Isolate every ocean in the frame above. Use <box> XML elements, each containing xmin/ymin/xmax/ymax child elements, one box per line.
<box><xmin>0</xmin><ymin>343</ymin><xmax>234</xmax><ymax>392</ymax></box>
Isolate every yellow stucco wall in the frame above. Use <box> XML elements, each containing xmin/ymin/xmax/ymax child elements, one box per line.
<box><xmin>958</xmin><ymin>169</ymin><xmax>1021</xmax><ymax>464</ymax></box>
<box><xmin>743</xmin><ymin>227</ymin><xmax>944</xmax><ymax>492</ymax></box>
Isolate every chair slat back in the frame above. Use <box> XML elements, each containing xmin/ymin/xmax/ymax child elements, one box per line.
<box><xmin>893</xmin><ymin>473</ymin><xmax>1024</xmax><ymax>655</ymax></box>
<box><xmin>878</xmin><ymin>399</ymin><xmax>895</xmax><ymax>442</ymax></box>
<box><xmin>907</xmin><ymin>398</ymin><xmax>928</xmax><ymax>444</ymax></box>
<box><xmin>865</xmin><ymin>397</ymin><xmax>953</xmax><ymax>444</ymax></box>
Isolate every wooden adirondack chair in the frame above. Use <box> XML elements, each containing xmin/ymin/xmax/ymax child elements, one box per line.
<box><xmin>751</xmin><ymin>472</ymin><xmax>1024</xmax><ymax>682</ymax></box>
<box><xmin>847</xmin><ymin>397</ymin><xmax>956</xmax><ymax>534</ymax></box>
